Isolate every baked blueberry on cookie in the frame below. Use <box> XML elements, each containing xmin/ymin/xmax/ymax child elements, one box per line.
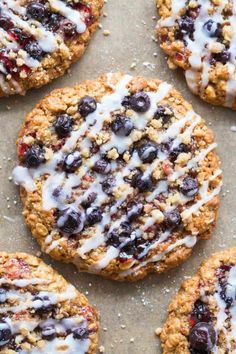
<box><xmin>0</xmin><ymin>0</ymin><xmax>103</xmax><ymax>97</ymax></box>
<box><xmin>0</xmin><ymin>252</ymin><xmax>99</xmax><ymax>353</ymax></box>
<box><xmin>12</xmin><ymin>73</ymin><xmax>222</xmax><ymax>281</ymax></box>
<box><xmin>160</xmin><ymin>247</ymin><xmax>236</xmax><ymax>354</ymax></box>
<box><xmin>157</xmin><ymin>0</ymin><xmax>236</xmax><ymax>108</ymax></box>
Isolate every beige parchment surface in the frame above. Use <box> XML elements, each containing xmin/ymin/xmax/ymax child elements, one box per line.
<box><xmin>0</xmin><ymin>1</ymin><xmax>236</xmax><ymax>353</ymax></box>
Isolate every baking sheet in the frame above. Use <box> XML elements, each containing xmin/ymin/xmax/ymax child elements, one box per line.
<box><xmin>0</xmin><ymin>0</ymin><xmax>236</xmax><ymax>353</ymax></box>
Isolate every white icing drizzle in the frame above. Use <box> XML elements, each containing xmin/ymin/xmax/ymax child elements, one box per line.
<box><xmin>13</xmin><ymin>73</ymin><xmax>221</xmax><ymax>276</ymax></box>
<box><xmin>159</xmin><ymin>0</ymin><xmax>236</xmax><ymax>107</ymax></box>
<box><xmin>0</xmin><ymin>272</ymin><xmax>91</xmax><ymax>353</ymax></box>
<box><xmin>0</xmin><ymin>277</ymin><xmax>49</xmax><ymax>287</ymax></box>
<box><xmin>19</xmin><ymin>334</ymin><xmax>90</xmax><ymax>354</ymax></box>
<box><xmin>0</xmin><ymin>0</ymin><xmax>89</xmax><ymax>94</ymax></box>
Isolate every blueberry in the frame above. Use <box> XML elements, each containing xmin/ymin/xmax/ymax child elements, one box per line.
<box><xmin>106</xmin><ymin>231</ymin><xmax>121</xmax><ymax>248</ymax></box>
<box><xmin>0</xmin><ymin>320</ymin><xmax>11</xmax><ymax>347</ymax></box>
<box><xmin>154</xmin><ymin>105</ymin><xmax>173</xmax><ymax>124</ymax></box>
<box><xmin>203</xmin><ymin>20</ymin><xmax>220</xmax><ymax>38</ymax></box>
<box><xmin>212</xmin><ymin>50</ymin><xmax>230</xmax><ymax>64</ymax></box>
<box><xmin>192</xmin><ymin>300</ymin><xmax>212</xmax><ymax>324</ymax></box>
<box><xmin>47</xmin><ymin>13</ymin><xmax>62</xmax><ymax>31</ymax></box>
<box><xmin>131</xmin><ymin>172</ymin><xmax>153</xmax><ymax>192</ymax></box>
<box><xmin>111</xmin><ymin>115</ymin><xmax>134</xmax><ymax>136</ymax></box>
<box><xmin>101</xmin><ymin>177</ymin><xmax>115</xmax><ymax>194</ymax></box>
<box><xmin>86</xmin><ymin>207</ymin><xmax>103</xmax><ymax>225</ymax></box>
<box><xmin>130</xmin><ymin>92</ymin><xmax>151</xmax><ymax>112</ymax></box>
<box><xmin>25</xmin><ymin>42</ymin><xmax>44</xmax><ymax>60</ymax></box>
<box><xmin>78</xmin><ymin>96</ymin><xmax>97</xmax><ymax>117</ymax></box>
<box><xmin>54</xmin><ymin>114</ymin><xmax>73</xmax><ymax>138</ymax></box>
<box><xmin>164</xmin><ymin>210</ymin><xmax>182</xmax><ymax>230</ymax></box>
<box><xmin>63</xmin><ymin>150</ymin><xmax>82</xmax><ymax>172</ymax></box>
<box><xmin>57</xmin><ymin>208</ymin><xmax>85</xmax><ymax>234</ymax></box>
<box><xmin>0</xmin><ymin>15</ymin><xmax>13</xmax><ymax>30</ymax></box>
<box><xmin>169</xmin><ymin>143</ymin><xmax>189</xmax><ymax>162</ymax></box>
<box><xmin>26</xmin><ymin>2</ymin><xmax>47</xmax><ymax>21</ymax></box>
<box><xmin>127</xmin><ymin>202</ymin><xmax>143</xmax><ymax>221</ymax></box>
<box><xmin>178</xmin><ymin>15</ymin><xmax>194</xmax><ymax>37</ymax></box>
<box><xmin>93</xmin><ymin>159</ymin><xmax>111</xmax><ymax>175</ymax></box>
<box><xmin>24</xmin><ymin>144</ymin><xmax>45</xmax><ymax>168</ymax></box>
<box><xmin>180</xmin><ymin>176</ymin><xmax>199</xmax><ymax>197</ymax></box>
<box><xmin>73</xmin><ymin>327</ymin><xmax>89</xmax><ymax>340</ymax></box>
<box><xmin>138</xmin><ymin>142</ymin><xmax>158</xmax><ymax>163</ymax></box>
<box><xmin>121</xmin><ymin>95</ymin><xmax>130</xmax><ymax>107</ymax></box>
<box><xmin>60</xmin><ymin>19</ymin><xmax>77</xmax><ymax>37</ymax></box>
<box><xmin>0</xmin><ymin>288</ymin><xmax>7</xmax><ymax>303</ymax></box>
<box><xmin>40</xmin><ymin>322</ymin><xmax>56</xmax><ymax>340</ymax></box>
<box><xmin>81</xmin><ymin>193</ymin><xmax>97</xmax><ymax>209</ymax></box>
<box><xmin>189</xmin><ymin>322</ymin><xmax>216</xmax><ymax>352</ymax></box>
<box><xmin>32</xmin><ymin>295</ymin><xmax>53</xmax><ymax>314</ymax></box>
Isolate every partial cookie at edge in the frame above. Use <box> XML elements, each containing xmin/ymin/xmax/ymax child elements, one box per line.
<box><xmin>0</xmin><ymin>252</ymin><xmax>99</xmax><ymax>353</ymax></box>
<box><xmin>13</xmin><ymin>72</ymin><xmax>222</xmax><ymax>281</ymax></box>
<box><xmin>160</xmin><ymin>247</ymin><xmax>236</xmax><ymax>354</ymax></box>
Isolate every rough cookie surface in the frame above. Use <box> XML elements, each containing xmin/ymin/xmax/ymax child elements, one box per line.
<box><xmin>157</xmin><ymin>0</ymin><xmax>236</xmax><ymax>109</ymax></box>
<box><xmin>160</xmin><ymin>247</ymin><xmax>236</xmax><ymax>354</ymax></box>
<box><xmin>0</xmin><ymin>252</ymin><xmax>99</xmax><ymax>353</ymax></box>
<box><xmin>0</xmin><ymin>0</ymin><xmax>103</xmax><ymax>97</ymax></box>
<box><xmin>13</xmin><ymin>72</ymin><xmax>222</xmax><ymax>281</ymax></box>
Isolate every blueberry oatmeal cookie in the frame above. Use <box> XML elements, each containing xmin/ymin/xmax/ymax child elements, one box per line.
<box><xmin>0</xmin><ymin>0</ymin><xmax>103</xmax><ymax>97</ymax></box>
<box><xmin>157</xmin><ymin>0</ymin><xmax>236</xmax><ymax>109</ymax></box>
<box><xmin>12</xmin><ymin>73</ymin><xmax>222</xmax><ymax>281</ymax></box>
<box><xmin>0</xmin><ymin>252</ymin><xmax>99</xmax><ymax>353</ymax></box>
<box><xmin>160</xmin><ymin>247</ymin><xmax>236</xmax><ymax>354</ymax></box>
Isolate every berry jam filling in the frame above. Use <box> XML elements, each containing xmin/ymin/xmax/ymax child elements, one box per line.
<box><xmin>75</xmin><ymin>3</ymin><xmax>94</xmax><ymax>27</ymax></box>
<box><xmin>189</xmin><ymin>322</ymin><xmax>216</xmax><ymax>353</ymax></box>
<box><xmin>189</xmin><ymin>300</ymin><xmax>212</xmax><ymax>327</ymax></box>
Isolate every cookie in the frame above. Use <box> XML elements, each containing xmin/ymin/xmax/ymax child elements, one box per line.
<box><xmin>157</xmin><ymin>0</ymin><xmax>236</xmax><ymax>109</ymax></box>
<box><xmin>160</xmin><ymin>247</ymin><xmax>236</xmax><ymax>354</ymax></box>
<box><xmin>0</xmin><ymin>0</ymin><xmax>103</xmax><ymax>97</ymax></box>
<box><xmin>12</xmin><ymin>72</ymin><xmax>222</xmax><ymax>281</ymax></box>
<box><xmin>0</xmin><ymin>252</ymin><xmax>99</xmax><ymax>353</ymax></box>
